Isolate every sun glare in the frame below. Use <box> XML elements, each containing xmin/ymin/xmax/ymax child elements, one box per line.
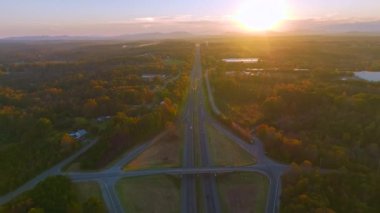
<box><xmin>234</xmin><ymin>0</ymin><xmax>288</xmax><ymax>32</ymax></box>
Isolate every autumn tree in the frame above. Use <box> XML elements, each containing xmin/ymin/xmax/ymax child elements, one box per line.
<box><xmin>60</xmin><ymin>133</ymin><xmax>77</xmax><ymax>152</ymax></box>
<box><xmin>83</xmin><ymin>98</ymin><xmax>98</xmax><ymax>117</ymax></box>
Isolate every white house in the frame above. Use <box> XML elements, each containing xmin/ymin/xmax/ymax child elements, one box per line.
<box><xmin>69</xmin><ymin>129</ymin><xmax>88</xmax><ymax>139</ymax></box>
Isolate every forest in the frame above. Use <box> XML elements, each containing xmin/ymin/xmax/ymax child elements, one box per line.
<box><xmin>0</xmin><ymin>40</ymin><xmax>193</xmax><ymax>195</ymax></box>
<box><xmin>202</xmin><ymin>36</ymin><xmax>380</xmax><ymax>212</ymax></box>
<box><xmin>281</xmin><ymin>163</ymin><xmax>379</xmax><ymax>212</ymax></box>
<box><xmin>0</xmin><ymin>175</ymin><xmax>106</xmax><ymax>213</ymax></box>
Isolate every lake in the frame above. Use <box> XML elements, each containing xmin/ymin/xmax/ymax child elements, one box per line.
<box><xmin>354</xmin><ymin>71</ymin><xmax>380</xmax><ymax>82</ymax></box>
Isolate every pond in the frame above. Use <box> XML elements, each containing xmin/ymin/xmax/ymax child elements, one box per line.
<box><xmin>354</xmin><ymin>71</ymin><xmax>380</xmax><ymax>82</ymax></box>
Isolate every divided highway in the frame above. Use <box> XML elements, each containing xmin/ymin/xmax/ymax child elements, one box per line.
<box><xmin>181</xmin><ymin>44</ymin><xmax>221</xmax><ymax>213</ymax></box>
<box><xmin>0</xmin><ymin>43</ymin><xmax>289</xmax><ymax>213</ymax></box>
<box><xmin>181</xmin><ymin>51</ymin><xmax>198</xmax><ymax>213</ymax></box>
<box><xmin>194</xmin><ymin>46</ymin><xmax>221</xmax><ymax>213</ymax></box>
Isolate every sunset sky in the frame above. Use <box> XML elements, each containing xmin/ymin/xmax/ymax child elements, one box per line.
<box><xmin>1</xmin><ymin>0</ymin><xmax>380</xmax><ymax>37</ymax></box>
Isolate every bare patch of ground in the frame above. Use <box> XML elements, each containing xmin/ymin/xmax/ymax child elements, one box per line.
<box><xmin>124</xmin><ymin>131</ymin><xmax>181</xmax><ymax>170</ymax></box>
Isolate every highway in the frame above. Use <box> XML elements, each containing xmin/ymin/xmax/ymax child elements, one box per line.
<box><xmin>194</xmin><ymin>46</ymin><xmax>221</xmax><ymax>213</ymax></box>
<box><xmin>1</xmin><ymin>43</ymin><xmax>290</xmax><ymax>213</ymax></box>
<box><xmin>181</xmin><ymin>54</ymin><xmax>197</xmax><ymax>213</ymax></box>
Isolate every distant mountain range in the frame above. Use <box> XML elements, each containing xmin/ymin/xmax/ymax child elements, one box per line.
<box><xmin>281</xmin><ymin>19</ymin><xmax>380</xmax><ymax>34</ymax></box>
<box><xmin>0</xmin><ymin>32</ymin><xmax>195</xmax><ymax>41</ymax></box>
<box><xmin>2</xmin><ymin>20</ymin><xmax>380</xmax><ymax>41</ymax></box>
<box><xmin>113</xmin><ymin>32</ymin><xmax>194</xmax><ymax>40</ymax></box>
<box><xmin>0</xmin><ymin>35</ymin><xmax>100</xmax><ymax>41</ymax></box>
<box><xmin>0</xmin><ymin>35</ymin><xmax>102</xmax><ymax>41</ymax></box>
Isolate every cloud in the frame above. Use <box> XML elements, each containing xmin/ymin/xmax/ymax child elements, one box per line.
<box><xmin>134</xmin><ymin>17</ymin><xmax>156</xmax><ymax>22</ymax></box>
<box><xmin>106</xmin><ymin>16</ymin><xmax>189</xmax><ymax>25</ymax></box>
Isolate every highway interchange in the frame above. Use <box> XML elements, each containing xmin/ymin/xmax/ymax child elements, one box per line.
<box><xmin>0</xmin><ymin>44</ymin><xmax>289</xmax><ymax>213</ymax></box>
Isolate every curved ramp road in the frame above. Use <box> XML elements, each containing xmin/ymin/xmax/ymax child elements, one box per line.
<box><xmin>0</xmin><ymin>44</ymin><xmax>290</xmax><ymax>213</ymax></box>
<box><xmin>203</xmin><ymin>48</ymin><xmax>290</xmax><ymax>213</ymax></box>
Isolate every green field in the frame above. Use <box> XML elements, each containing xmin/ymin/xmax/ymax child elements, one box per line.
<box><xmin>73</xmin><ymin>181</ymin><xmax>104</xmax><ymax>204</ymax></box>
<box><xmin>207</xmin><ymin>124</ymin><xmax>255</xmax><ymax>166</ymax></box>
<box><xmin>217</xmin><ymin>172</ymin><xmax>269</xmax><ymax>213</ymax></box>
<box><xmin>116</xmin><ymin>175</ymin><xmax>181</xmax><ymax>213</ymax></box>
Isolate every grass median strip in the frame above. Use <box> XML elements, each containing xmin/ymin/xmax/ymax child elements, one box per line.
<box><xmin>116</xmin><ymin>175</ymin><xmax>181</xmax><ymax>213</ymax></box>
<box><xmin>217</xmin><ymin>172</ymin><xmax>269</xmax><ymax>213</ymax></box>
<box><xmin>73</xmin><ymin>181</ymin><xmax>105</xmax><ymax>205</ymax></box>
<box><xmin>207</xmin><ymin>124</ymin><xmax>255</xmax><ymax>166</ymax></box>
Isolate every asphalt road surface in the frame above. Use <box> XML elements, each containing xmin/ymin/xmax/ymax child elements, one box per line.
<box><xmin>194</xmin><ymin>45</ymin><xmax>221</xmax><ymax>213</ymax></box>
<box><xmin>181</xmin><ymin>56</ymin><xmax>197</xmax><ymax>213</ymax></box>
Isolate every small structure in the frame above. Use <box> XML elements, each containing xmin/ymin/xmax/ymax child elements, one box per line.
<box><xmin>222</xmin><ymin>58</ymin><xmax>259</xmax><ymax>63</ymax></box>
<box><xmin>225</xmin><ymin>71</ymin><xmax>259</xmax><ymax>77</ymax></box>
<box><xmin>69</xmin><ymin>129</ymin><xmax>88</xmax><ymax>140</ymax></box>
<box><xmin>141</xmin><ymin>74</ymin><xmax>166</xmax><ymax>81</ymax></box>
<box><xmin>225</xmin><ymin>71</ymin><xmax>237</xmax><ymax>76</ymax></box>
<box><xmin>96</xmin><ymin>116</ymin><xmax>111</xmax><ymax>122</ymax></box>
<box><xmin>247</xmin><ymin>68</ymin><xmax>264</xmax><ymax>71</ymax></box>
<box><xmin>294</xmin><ymin>68</ymin><xmax>310</xmax><ymax>72</ymax></box>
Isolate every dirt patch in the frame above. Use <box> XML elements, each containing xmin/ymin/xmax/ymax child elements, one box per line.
<box><xmin>124</xmin><ymin>132</ymin><xmax>181</xmax><ymax>170</ymax></box>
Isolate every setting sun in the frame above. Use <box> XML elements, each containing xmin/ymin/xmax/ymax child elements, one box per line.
<box><xmin>234</xmin><ymin>0</ymin><xmax>288</xmax><ymax>32</ymax></box>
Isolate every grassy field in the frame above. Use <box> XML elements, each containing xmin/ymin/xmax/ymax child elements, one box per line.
<box><xmin>217</xmin><ymin>172</ymin><xmax>269</xmax><ymax>213</ymax></box>
<box><xmin>196</xmin><ymin>177</ymin><xmax>206</xmax><ymax>213</ymax></box>
<box><xmin>72</xmin><ymin>181</ymin><xmax>104</xmax><ymax>204</ymax></box>
<box><xmin>116</xmin><ymin>175</ymin><xmax>181</xmax><ymax>213</ymax></box>
<box><xmin>207</xmin><ymin>124</ymin><xmax>255</xmax><ymax>166</ymax></box>
<box><xmin>123</xmin><ymin>131</ymin><xmax>182</xmax><ymax>170</ymax></box>
<box><xmin>65</xmin><ymin>162</ymin><xmax>82</xmax><ymax>172</ymax></box>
